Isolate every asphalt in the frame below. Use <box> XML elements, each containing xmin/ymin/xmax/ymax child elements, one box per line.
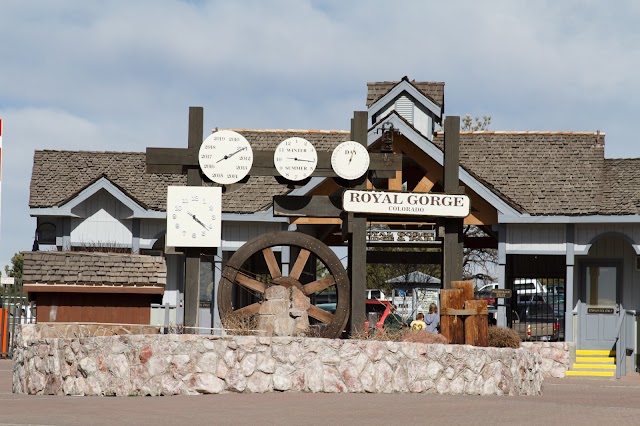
<box><xmin>2</xmin><ymin>359</ymin><xmax>640</xmax><ymax>425</ymax></box>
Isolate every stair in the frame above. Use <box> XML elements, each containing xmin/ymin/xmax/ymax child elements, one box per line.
<box><xmin>566</xmin><ymin>349</ymin><xmax>616</xmax><ymax>378</ymax></box>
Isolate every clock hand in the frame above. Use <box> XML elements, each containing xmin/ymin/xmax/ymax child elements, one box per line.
<box><xmin>287</xmin><ymin>157</ymin><xmax>315</xmax><ymax>162</ymax></box>
<box><xmin>348</xmin><ymin>150</ymin><xmax>355</xmax><ymax>164</ymax></box>
<box><xmin>187</xmin><ymin>211</ymin><xmax>209</xmax><ymax>230</ymax></box>
<box><xmin>216</xmin><ymin>147</ymin><xmax>247</xmax><ymax>163</ymax></box>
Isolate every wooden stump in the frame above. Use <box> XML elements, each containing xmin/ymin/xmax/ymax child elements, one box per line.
<box><xmin>464</xmin><ymin>299</ymin><xmax>488</xmax><ymax>347</ymax></box>
<box><xmin>440</xmin><ymin>289</ymin><xmax>464</xmax><ymax>344</ymax></box>
<box><xmin>452</xmin><ymin>281</ymin><xmax>474</xmax><ymax>303</ymax></box>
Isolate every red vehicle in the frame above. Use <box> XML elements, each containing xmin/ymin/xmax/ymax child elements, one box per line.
<box><xmin>364</xmin><ymin>299</ymin><xmax>392</xmax><ymax>333</ymax></box>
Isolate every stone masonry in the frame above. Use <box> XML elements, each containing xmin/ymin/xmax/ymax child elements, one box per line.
<box><xmin>13</xmin><ymin>325</ymin><xmax>543</xmax><ymax>396</ymax></box>
<box><xmin>257</xmin><ymin>285</ymin><xmax>310</xmax><ymax>337</ymax></box>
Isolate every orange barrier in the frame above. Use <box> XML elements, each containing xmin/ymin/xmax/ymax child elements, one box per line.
<box><xmin>0</xmin><ymin>308</ymin><xmax>7</xmax><ymax>355</ymax></box>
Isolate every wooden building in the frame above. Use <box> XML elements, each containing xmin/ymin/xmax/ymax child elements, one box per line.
<box><xmin>24</xmin><ymin>77</ymin><xmax>640</xmax><ymax>376</ymax></box>
<box><xmin>22</xmin><ymin>251</ymin><xmax>165</xmax><ymax>324</ymax></box>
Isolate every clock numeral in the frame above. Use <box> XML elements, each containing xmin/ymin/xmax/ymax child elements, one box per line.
<box><xmin>175</xmin><ymin>206</ymin><xmax>182</xmax><ymax>211</ymax></box>
<box><xmin>209</xmin><ymin>206</ymin><xmax>214</xmax><ymax>211</ymax></box>
<box><xmin>175</xmin><ymin>223</ymin><xmax>180</xmax><ymax>229</ymax></box>
<box><xmin>192</xmin><ymin>233</ymin><xmax>196</xmax><ymax>239</ymax></box>
<box><xmin>192</xmin><ymin>195</ymin><xmax>199</xmax><ymax>201</ymax></box>
<box><xmin>201</xmin><ymin>231</ymin><xmax>206</xmax><ymax>236</ymax></box>
<box><xmin>236</xmin><ymin>165</ymin><xmax>248</xmax><ymax>170</ymax></box>
<box><xmin>172</xmin><ymin>214</ymin><xmax>177</xmax><ymax>219</ymax></box>
<box><xmin>182</xmin><ymin>231</ymin><xmax>186</xmax><ymax>236</ymax></box>
<box><xmin>239</xmin><ymin>156</ymin><xmax>251</xmax><ymax>161</ymax></box>
<box><xmin>211</xmin><ymin>214</ymin><xmax>216</xmax><ymax>220</ymax></box>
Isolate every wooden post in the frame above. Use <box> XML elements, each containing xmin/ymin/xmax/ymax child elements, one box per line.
<box><xmin>440</xmin><ymin>289</ymin><xmax>464</xmax><ymax>344</ymax></box>
<box><xmin>184</xmin><ymin>107</ymin><xmax>204</xmax><ymax>332</ymax></box>
<box><xmin>348</xmin><ymin>111</ymin><xmax>368</xmax><ymax>335</ymax></box>
<box><xmin>452</xmin><ymin>281</ymin><xmax>474</xmax><ymax>303</ymax></box>
<box><xmin>442</xmin><ymin>116</ymin><xmax>463</xmax><ymax>289</ymax></box>
<box><xmin>464</xmin><ymin>299</ymin><xmax>488</xmax><ymax>346</ymax></box>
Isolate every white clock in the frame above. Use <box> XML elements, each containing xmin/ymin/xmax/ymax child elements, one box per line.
<box><xmin>331</xmin><ymin>140</ymin><xmax>370</xmax><ymax>180</ymax></box>
<box><xmin>273</xmin><ymin>137</ymin><xmax>318</xmax><ymax>181</ymax></box>
<box><xmin>166</xmin><ymin>186</ymin><xmax>222</xmax><ymax>247</ymax></box>
<box><xmin>199</xmin><ymin>130</ymin><xmax>253</xmax><ymax>184</ymax></box>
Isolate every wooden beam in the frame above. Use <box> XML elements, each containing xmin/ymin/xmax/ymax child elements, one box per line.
<box><xmin>273</xmin><ymin>195</ymin><xmax>343</xmax><ymax>217</ymax></box>
<box><xmin>366</xmin><ymin>251</ymin><xmax>442</xmax><ymax>265</ymax></box>
<box><xmin>388</xmin><ymin>169</ymin><xmax>403</xmax><ymax>191</ymax></box>
<box><xmin>290</xmin><ymin>217</ymin><xmax>342</xmax><ymax>225</ymax></box>
<box><xmin>442</xmin><ymin>116</ymin><xmax>463</xmax><ymax>289</ymax></box>
<box><xmin>148</xmin><ymin>149</ymin><xmax>401</xmax><ymax>178</ymax></box>
<box><xmin>349</xmin><ymin>111</ymin><xmax>368</xmax><ymax>335</ymax></box>
<box><xmin>412</xmin><ymin>175</ymin><xmax>436</xmax><ymax>193</ymax></box>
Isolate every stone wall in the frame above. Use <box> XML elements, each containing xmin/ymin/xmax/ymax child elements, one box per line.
<box><xmin>13</xmin><ymin>325</ymin><xmax>543</xmax><ymax>396</ymax></box>
<box><xmin>521</xmin><ymin>342</ymin><xmax>573</xmax><ymax>378</ymax></box>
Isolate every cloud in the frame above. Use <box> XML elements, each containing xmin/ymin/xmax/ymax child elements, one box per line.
<box><xmin>2</xmin><ymin>0</ymin><xmax>640</xmax><ymax>268</ymax></box>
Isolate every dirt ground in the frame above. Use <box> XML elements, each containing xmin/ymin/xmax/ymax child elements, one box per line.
<box><xmin>2</xmin><ymin>359</ymin><xmax>640</xmax><ymax>425</ymax></box>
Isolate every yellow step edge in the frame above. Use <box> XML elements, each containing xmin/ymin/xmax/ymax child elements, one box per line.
<box><xmin>575</xmin><ymin>357</ymin><xmax>615</xmax><ymax>364</ymax></box>
<box><xmin>572</xmin><ymin>363</ymin><xmax>616</xmax><ymax>370</ymax></box>
<box><xmin>566</xmin><ymin>370</ymin><xmax>615</xmax><ymax>377</ymax></box>
<box><xmin>576</xmin><ymin>349</ymin><xmax>615</xmax><ymax>356</ymax></box>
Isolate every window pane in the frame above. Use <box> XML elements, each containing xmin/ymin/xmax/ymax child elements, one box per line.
<box><xmin>586</xmin><ymin>266</ymin><xmax>616</xmax><ymax>306</ymax></box>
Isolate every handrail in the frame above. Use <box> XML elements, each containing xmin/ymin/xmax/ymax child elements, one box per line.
<box><xmin>615</xmin><ymin>307</ymin><xmax>626</xmax><ymax>379</ymax></box>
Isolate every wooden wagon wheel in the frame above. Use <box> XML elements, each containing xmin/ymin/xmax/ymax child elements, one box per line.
<box><xmin>218</xmin><ymin>231</ymin><xmax>350</xmax><ymax>338</ymax></box>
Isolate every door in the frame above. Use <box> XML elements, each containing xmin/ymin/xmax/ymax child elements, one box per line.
<box><xmin>579</xmin><ymin>262</ymin><xmax>620</xmax><ymax>350</ymax></box>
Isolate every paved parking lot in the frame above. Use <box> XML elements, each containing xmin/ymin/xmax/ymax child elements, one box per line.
<box><xmin>2</xmin><ymin>359</ymin><xmax>640</xmax><ymax>425</ymax></box>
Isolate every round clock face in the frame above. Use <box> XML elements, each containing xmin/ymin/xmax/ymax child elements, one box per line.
<box><xmin>199</xmin><ymin>130</ymin><xmax>253</xmax><ymax>184</ymax></box>
<box><xmin>166</xmin><ymin>186</ymin><xmax>222</xmax><ymax>248</ymax></box>
<box><xmin>331</xmin><ymin>140</ymin><xmax>370</xmax><ymax>180</ymax></box>
<box><xmin>273</xmin><ymin>137</ymin><xmax>318</xmax><ymax>181</ymax></box>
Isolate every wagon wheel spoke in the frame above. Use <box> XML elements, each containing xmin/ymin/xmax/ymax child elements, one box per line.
<box><xmin>262</xmin><ymin>247</ymin><xmax>282</xmax><ymax>279</ymax></box>
<box><xmin>308</xmin><ymin>304</ymin><xmax>334</xmax><ymax>324</ymax></box>
<box><xmin>303</xmin><ymin>275</ymin><xmax>336</xmax><ymax>296</ymax></box>
<box><xmin>289</xmin><ymin>249</ymin><xmax>310</xmax><ymax>280</ymax></box>
<box><xmin>235</xmin><ymin>273</ymin><xmax>267</xmax><ymax>294</ymax></box>
<box><xmin>233</xmin><ymin>302</ymin><xmax>261</xmax><ymax>318</ymax></box>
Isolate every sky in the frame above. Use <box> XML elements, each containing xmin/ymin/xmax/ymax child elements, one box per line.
<box><xmin>2</xmin><ymin>0</ymin><xmax>640</xmax><ymax>271</ymax></box>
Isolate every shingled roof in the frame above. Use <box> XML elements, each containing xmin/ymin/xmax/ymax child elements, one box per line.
<box><xmin>433</xmin><ymin>131</ymin><xmax>608</xmax><ymax>215</ymax></box>
<box><xmin>367</xmin><ymin>79</ymin><xmax>445</xmax><ymax>109</ymax></box>
<box><xmin>30</xmin><ymin>130</ymin><xmax>349</xmax><ymax>214</ymax></box>
<box><xmin>22</xmin><ymin>251</ymin><xmax>166</xmax><ymax>289</ymax></box>
<box><xmin>601</xmin><ymin>158</ymin><xmax>640</xmax><ymax>214</ymax></box>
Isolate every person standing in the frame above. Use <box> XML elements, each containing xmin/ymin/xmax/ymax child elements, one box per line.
<box><xmin>410</xmin><ymin>313</ymin><xmax>427</xmax><ymax>331</ymax></box>
<box><xmin>383</xmin><ymin>305</ymin><xmax>404</xmax><ymax>333</ymax></box>
<box><xmin>425</xmin><ymin>303</ymin><xmax>440</xmax><ymax>333</ymax></box>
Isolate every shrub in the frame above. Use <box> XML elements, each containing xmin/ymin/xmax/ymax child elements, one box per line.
<box><xmin>401</xmin><ymin>330</ymin><xmax>449</xmax><ymax>344</ymax></box>
<box><xmin>488</xmin><ymin>326</ymin><xmax>521</xmax><ymax>348</ymax></box>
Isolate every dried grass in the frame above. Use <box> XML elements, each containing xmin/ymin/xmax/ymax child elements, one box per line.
<box><xmin>488</xmin><ymin>325</ymin><xmax>521</xmax><ymax>348</ymax></box>
<box><xmin>401</xmin><ymin>330</ymin><xmax>449</xmax><ymax>344</ymax></box>
<box><xmin>222</xmin><ymin>313</ymin><xmax>259</xmax><ymax>336</ymax></box>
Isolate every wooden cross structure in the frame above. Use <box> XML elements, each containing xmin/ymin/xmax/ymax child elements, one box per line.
<box><xmin>146</xmin><ymin>107</ymin><xmax>464</xmax><ymax>333</ymax></box>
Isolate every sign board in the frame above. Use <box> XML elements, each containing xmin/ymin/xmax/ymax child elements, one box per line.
<box><xmin>490</xmin><ymin>289</ymin><xmax>512</xmax><ymax>298</ymax></box>
<box><xmin>587</xmin><ymin>307</ymin><xmax>615</xmax><ymax>314</ymax></box>
<box><xmin>367</xmin><ymin>230</ymin><xmax>436</xmax><ymax>244</ymax></box>
<box><xmin>343</xmin><ymin>190</ymin><xmax>470</xmax><ymax>217</ymax></box>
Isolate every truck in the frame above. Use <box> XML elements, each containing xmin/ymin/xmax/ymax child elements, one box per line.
<box><xmin>511</xmin><ymin>302</ymin><xmax>560</xmax><ymax>341</ymax></box>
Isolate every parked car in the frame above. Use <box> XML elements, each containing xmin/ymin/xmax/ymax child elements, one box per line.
<box><xmin>511</xmin><ymin>302</ymin><xmax>560</xmax><ymax>341</ymax></box>
<box><xmin>365</xmin><ymin>289</ymin><xmax>387</xmax><ymax>300</ymax></box>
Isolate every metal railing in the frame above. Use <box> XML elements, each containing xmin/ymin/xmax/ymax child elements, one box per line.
<box><xmin>614</xmin><ymin>308</ymin><xmax>636</xmax><ymax>378</ymax></box>
<box><xmin>1</xmin><ymin>289</ymin><xmax>33</xmax><ymax>359</ymax></box>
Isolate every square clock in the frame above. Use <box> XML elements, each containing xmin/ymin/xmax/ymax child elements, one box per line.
<box><xmin>166</xmin><ymin>186</ymin><xmax>222</xmax><ymax>248</ymax></box>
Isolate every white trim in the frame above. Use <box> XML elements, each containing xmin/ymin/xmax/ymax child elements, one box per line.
<box><xmin>499</xmin><ymin>214</ymin><xmax>640</xmax><ymax>224</ymax></box>
<box><xmin>505</xmin><ymin>249</ymin><xmax>567</xmax><ymax>255</ymax></box>
<box><xmin>368</xmin><ymin>80</ymin><xmax>442</xmax><ymax>121</ymax></box>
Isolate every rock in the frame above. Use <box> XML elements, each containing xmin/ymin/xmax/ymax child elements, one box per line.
<box><xmin>241</xmin><ymin>353</ymin><xmax>257</xmax><ymax>376</ymax></box>
<box><xmin>265</xmin><ymin>285</ymin><xmax>289</xmax><ymax>300</ymax></box>
<box><xmin>191</xmin><ymin>373</ymin><xmax>225</xmax><ymax>394</ymax></box>
<box><xmin>290</xmin><ymin>287</ymin><xmax>311</xmax><ymax>311</ymax></box>
<box><xmin>225</xmin><ymin>367</ymin><xmax>247</xmax><ymax>392</ymax></box>
<box><xmin>273</xmin><ymin>316</ymin><xmax>296</xmax><ymax>337</ymax></box>
<box><xmin>259</xmin><ymin>300</ymin><xmax>289</xmax><ymax>316</ymax></box>
<box><xmin>305</xmin><ymin>359</ymin><xmax>324</xmax><ymax>392</ymax></box>
<box><xmin>197</xmin><ymin>352</ymin><xmax>219</xmax><ymax>373</ymax></box>
<box><xmin>256</xmin><ymin>353</ymin><xmax>276</xmax><ymax>374</ymax></box>
<box><xmin>247</xmin><ymin>371</ymin><xmax>272</xmax><ymax>393</ymax></box>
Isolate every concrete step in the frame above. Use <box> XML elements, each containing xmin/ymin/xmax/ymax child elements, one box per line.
<box><xmin>566</xmin><ymin>370</ymin><xmax>615</xmax><ymax>377</ymax></box>
<box><xmin>575</xmin><ymin>356</ymin><xmax>615</xmax><ymax>364</ymax></box>
<box><xmin>572</xmin><ymin>363</ymin><xmax>616</xmax><ymax>370</ymax></box>
<box><xmin>576</xmin><ymin>349</ymin><xmax>615</xmax><ymax>357</ymax></box>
